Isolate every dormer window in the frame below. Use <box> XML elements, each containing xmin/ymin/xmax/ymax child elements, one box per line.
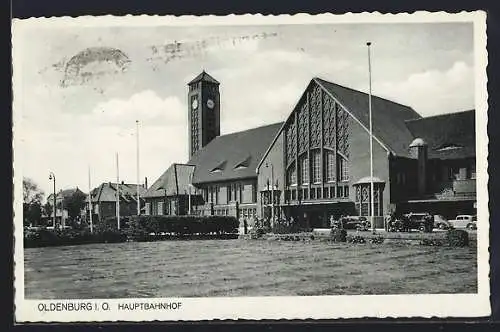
<box><xmin>435</xmin><ymin>143</ymin><xmax>463</xmax><ymax>152</ymax></box>
<box><xmin>210</xmin><ymin>160</ymin><xmax>227</xmax><ymax>173</ymax></box>
<box><xmin>234</xmin><ymin>156</ymin><xmax>251</xmax><ymax>170</ymax></box>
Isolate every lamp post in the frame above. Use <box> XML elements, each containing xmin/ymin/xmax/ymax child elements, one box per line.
<box><xmin>49</xmin><ymin>172</ymin><xmax>56</xmax><ymax>228</ymax></box>
<box><xmin>136</xmin><ymin>120</ymin><xmax>141</xmax><ymax>216</ymax></box>
<box><xmin>367</xmin><ymin>41</ymin><xmax>375</xmax><ymax>234</ymax></box>
<box><xmin>188</xmin><ymin>184</ymin><xmax>192</xmax><ymax>215</ymax></box>
<box><xmin>265</xmin><ymin>162</ymin><xmax>274</xmax><ymax>228</ymax></box>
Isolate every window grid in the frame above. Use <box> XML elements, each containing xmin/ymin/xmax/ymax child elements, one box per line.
<box><xmin>300</xmin><ymin>156</ymin><xmax>309</xmax><ymax>185</ymax></box>
<box><xmin>312</xmin><ymin>151</ymin><xmax>321</xmax><ymax>184</ymax></box>
<box><xmin>326</xmin><ymin>151</ymin><xmax>335</xmax><ymax>182</ymax></box>
<box><xmin>288</xmin><ymin>166</ymin><xmax>297</xmax><ymax>186</ymax></box>
<box><xmin>339</xmin><ymin>157</ymin><xmax>349</xmax><ymax>181</ymax></box>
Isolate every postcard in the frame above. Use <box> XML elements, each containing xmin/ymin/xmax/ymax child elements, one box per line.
<box><xmin>12</xmin><ymin>11</ymin><xmax>490</xmax><ymax>322</ymax></box>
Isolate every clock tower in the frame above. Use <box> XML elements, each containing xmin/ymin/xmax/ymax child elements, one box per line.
<box><xmin>187</xmin><ymin>71</ymin><xmax>221</xmax><ymax>158</ymax></box>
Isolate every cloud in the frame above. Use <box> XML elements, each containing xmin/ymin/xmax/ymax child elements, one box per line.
<box><xmin>15</xmin><ymin>23</ymin><xmax>475</xmax><ymax>197</ymax></box>
<box><xmin>89</xmin><ymin>90</ymin><xmax>185</xmax><ymax>127</ymax></box>
<box><xmin>375</xmin><ymin>61</ymin><xmax>474</xmax><ymax>116</ymax></box>
<box><xmin>19</xmin><ymin>89</ymin><xmax>188</xmax><ymax>198</ymax></box>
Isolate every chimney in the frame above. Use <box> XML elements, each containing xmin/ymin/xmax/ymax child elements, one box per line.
<box><xmin>144</xmin><ymin>177</ymin><xmax>148</xmax><ymax>189</ymax></box>
<box><xmin>409</xmin><ymin>138</ymin><xmax>428</xmax><ymax>195</ymax></box>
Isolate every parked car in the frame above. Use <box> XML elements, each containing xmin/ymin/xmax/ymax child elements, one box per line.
<box><xmin>433</xmin><ymin>215</ymin><xmax>453</xmax><ymax>230</ymax></box>
<box><xmin>388</xmin><ymin>212</ymin><xmax>433</xmax><ymax>233</ymax></box>
<box><xmin>448</xmin><ymin>215</ymin><xmax>477</xmax><ymax>229</ymax></box>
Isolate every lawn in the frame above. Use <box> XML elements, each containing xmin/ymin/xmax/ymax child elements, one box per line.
<box><xmin>24</xmin><ymin>239</ymin><xmax>477</xmax><ymax>299</ymax></box>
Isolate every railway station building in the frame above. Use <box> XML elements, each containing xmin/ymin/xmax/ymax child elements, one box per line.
<box><xmin>143</xmin><ymin>71</ymin><xmax>476</xmax><ymax>228</ymax></box>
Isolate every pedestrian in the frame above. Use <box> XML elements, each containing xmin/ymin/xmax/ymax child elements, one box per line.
<box><xmin>329</xmin><ymin>215</ymin><xmax>336</xmax><ymax>229</ymax></box>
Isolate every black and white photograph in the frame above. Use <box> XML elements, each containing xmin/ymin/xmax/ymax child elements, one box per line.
<box><xmin>12</xmin><ymin>12</ymin><xmax>489</xmax><ymax>321</ymax></box>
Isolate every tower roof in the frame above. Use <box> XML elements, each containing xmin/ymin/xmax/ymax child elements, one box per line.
<box><xmin>188</xmin><ymin>71</ymin><xmax>220</xmax><ymax>85</ymax></box>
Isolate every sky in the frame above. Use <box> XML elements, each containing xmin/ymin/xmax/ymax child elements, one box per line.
<box><xmin>13</xmin><ymin>20</ymin><xmax>475</xmax><ymax>200</ymax></box>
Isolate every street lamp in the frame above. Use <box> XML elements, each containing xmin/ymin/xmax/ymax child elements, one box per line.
<box><xmin>48</xmin><ymin>172</ymin><xmax>56</xmax><ymax>228</ymax></box>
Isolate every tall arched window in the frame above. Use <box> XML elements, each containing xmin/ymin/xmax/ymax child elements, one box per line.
<box><xmin>338</xmin><ymin>156</ymin><xmax>349</xmax><ymax>181</ymax></box>
<box><xmin>287</xmin><ymin>165</ymin><xmax>297</xmax><ymax>186</ymax></box>
<box><xmin>325</xmin><ymin>150</ymin><xmax>335</xmax><ymax>182</ymax></box>
<box><xmin>300</xmin><ymin>155</ymin><xmax>309</xmax><ymax>185</ymax></box>
<box><xmin>312</xmin><ymin>150</ymin><xmax>321</xmax><ymax>184</ymax></box>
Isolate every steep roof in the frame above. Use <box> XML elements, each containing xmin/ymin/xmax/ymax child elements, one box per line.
<box><xmin>91</xmin><ymin>182</ymin><xmax>146</xmax><ymax>203</ymax></box>
<box><xmin>314</xmin><ymin>78</ymin><xmax>422</xmax><ymax>156</ymax></box>
<box><xmin>405</xmin><ymin>110</ymin><xmax>475</xmax><ymax>160</ymax></box>
<box><xmin>143</xmin><ymin>164</ymin><xmax>195</xmax><ymax>198</ymax></box>
<box><xmin>188</xmin><ymin>70</ymin><xmax>220</xmax><ymax>85</ymax></box>
<box><xmin>47</xmin><ymin>188</ymin><xmax>86</xmax><ymax>201</ymax></box>
<box><xmin>187</xmin><ymin>122</ymin><xmax>283</xmax><ymax>184</ymax></box>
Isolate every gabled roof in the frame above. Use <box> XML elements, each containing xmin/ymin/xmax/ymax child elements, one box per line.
<box><xmin>188</xmin><ymin>122</ymin><xmax>283</xmax><ymax>184</ymax></box>
<box><xmin>314</xmin><ymin>78</ymin><xmax>422</xmax><ymax>156</ymax></box>
<box><xmin>257</xmin><ymin>78</ymin><xmax>423</xmax><ymax>170</ymax></box>
<box><xmin>143</xmin><ymin>164</ymin><xmax>195</xmax><ymax>198</ymax></box>
<box><xmin>405</xmin><ymin>110</ymin><xmax>475</xmax><ymax>160</ymax></box>
<box><xmin>188</xmin><ymin>70</ymin><xmax>220</xmax><ymax>85</ymax></box>
<box><xmin>91</xmin><ymin>182</ymin><xmax>146</xmax><ymax>203</ymax></box>
<box><xmin>47</xmin><ymin>188</ymin><xmax>86</xmax><ymax>201</ymax></box>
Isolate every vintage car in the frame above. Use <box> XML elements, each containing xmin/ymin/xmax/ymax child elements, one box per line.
<box><xmin>433</xmin><ymin>214</ymin><xmax>453</xmax><ymax>230</ymax></box>
<box><xmin>448</xmin><ymin>215</ymin><xmax>477</xmax><ymax>229</ymax></box>
<box><xmin>388</xmin><ymin>212</ymin><xmax>434</xmax><ymax>233</ymax></box>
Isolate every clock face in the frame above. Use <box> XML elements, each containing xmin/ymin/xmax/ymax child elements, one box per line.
<box><xmin>207</xmin><ymin>99</ymin><xmax>215</xmax><ymax>109</ymax></box>
<box><xmin>191</xmin><ymin>98</ymin><xmax>198</xmax><ymax>110</ymax></box>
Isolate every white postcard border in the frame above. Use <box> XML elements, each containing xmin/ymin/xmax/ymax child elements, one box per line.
<box><xmin>12</xmin><ymin>11</ymin><xmax>490</xmax><ymax>322</ymax></box>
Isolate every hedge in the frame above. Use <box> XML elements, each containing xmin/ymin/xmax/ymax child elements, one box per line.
<box><xmin>24</xmin><ymin>215</ymin><xmax>239</xmax><ymax>247</ymax></box>
<box><xmin>446</xmin><ymin>229</ymin><xmax>469</xmax><ymax>247</ymax></box>
<box><xmin>330</xmin><ymin>228</ymin><xmax>347</xmax><ymax>242</ymax></box>
<box><xmin>126</xmin><ymin>215</ymin><xmax>238</xmax><ymax>240</ymax></box>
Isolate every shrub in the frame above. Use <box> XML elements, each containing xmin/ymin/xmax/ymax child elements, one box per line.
<box><xmin>370</xmin><ymin>235</ymin><xmax>385</xmax><ymax>244</ymax></box>
<box><xmin>330</xmin><ymin>228</ymin><xmax>347</xmax><ymax>242</ymax></box>
<box><xmin>249</xmin><ymin>227</ymin><xmax>266</xmax><ymax>239</ymax></box>
<box><xmin>347</xmin><ymin>235</ymin><xmax>366</xmax><ymax>244</ymax></box>
<box><xmin>127</xmin><ymin>215</ymin><xmax>239</xmax><ymax>241</ymax></box>
<box><xmin>446</xmin><ymin>229</ymin><xmax>469</xmax><ymax>247</ymax></box>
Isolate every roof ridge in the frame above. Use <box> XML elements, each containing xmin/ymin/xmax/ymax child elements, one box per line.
<box><xmin>218</xmin><ymin>122</ymin><xmax>284</xmax><ymax>138</ymax></box>
<box><xmin>314</xmin><ymin>77</ymin><xmax>418</xmax><ymax>112</ymax></box>
<box><xmin>405</xmin><ymin>109</ymin><xmax>475</xmax><ymax>123</ymax></box>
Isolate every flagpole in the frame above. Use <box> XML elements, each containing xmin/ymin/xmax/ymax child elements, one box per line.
<box><xmin>116</xmin><ymin>153</ymin><xmax>121</xmax><ymax>230</ymax></box>
<box><xmin>136</xmin><ymin>120</ymin><xmax>140</xmax><ymax>215</ymax></box>
<box><xmin>88</xmin><ymin>166</ymin><xmax>93</xmax><ymax>234</ymax></box>
<box><xmin>367</xmin><ymin>41</ymin><xmax>375</xmax><ymax>234</ymax></box>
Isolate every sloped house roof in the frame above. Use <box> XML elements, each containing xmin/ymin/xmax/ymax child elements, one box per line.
<box><xmin>91</xmin><ymin>182</ymin><xmax>146</xmax><ymax>203</ymax></box>
<box><xmin>257</xmin><ymin>78</ymin><xmax>423</xmax><ymax>170</ymax></box>
<box><xmin>187</xmin><ymin>122</ymin><xmax>283</xmax><ymax>184</ymax></box>
<box><xmin>315</xmin><ymin>78</ymin><xmax>422</xmax><ymax>156</ymax></box>
<box><xmin>405</xmin><ymin>110</ymin><xmax>475</xmax><ymax>160</ymax></box>
<box><xmin>47</xmin><ymin>187</ymin><xmax>87</xmax><ymax>203</ymax></box>
<box><xmin>143</xmin><ymin>164</ymin><xmax>195</xmax><ymax>198</ymax></box>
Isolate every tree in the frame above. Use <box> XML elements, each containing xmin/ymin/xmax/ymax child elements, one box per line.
<box><xmin>23</xmin><ymin>177</ymin><xmax>44</xmax><ymax>226</ymax></box>
<box><xmin>43</xmin><ymin>202</ymin><xmax>53</xmax><ymax>218</ymax></box>
<box><xmin>63</xmin><ymin>190</ymin><xmax>87</xmax><ymax>222</ymax></box>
